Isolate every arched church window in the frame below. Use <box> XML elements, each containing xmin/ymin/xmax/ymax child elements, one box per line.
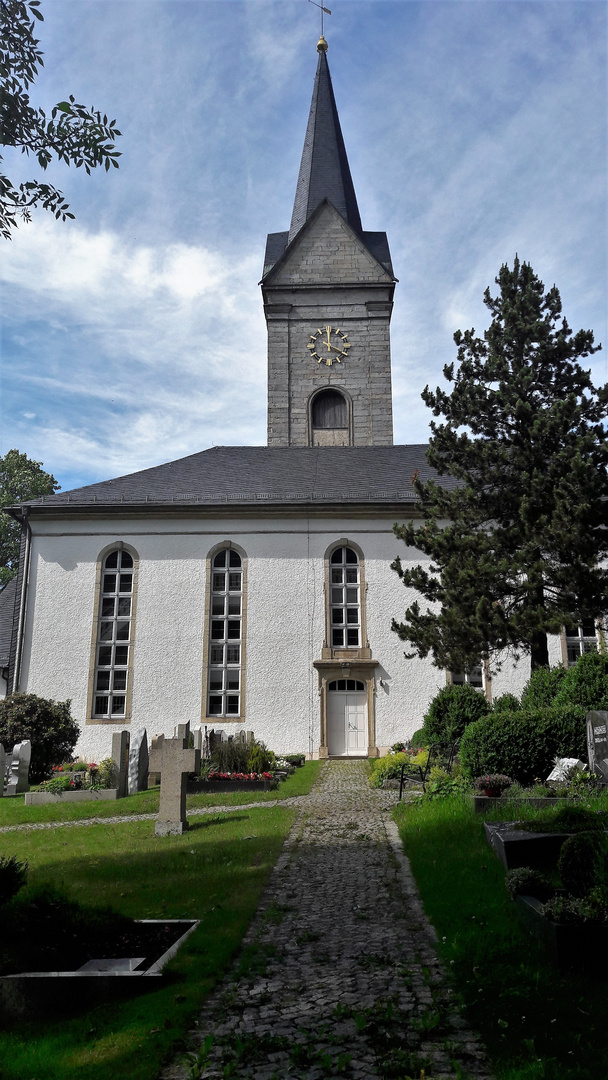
<box><xmin>329</xmin><ymin>546</ymin><xmax>361</xmax><ymax>647</ymax></box>
<box><xmin>207</xmin><ymin>548</ymin><xmax>243</xmax><ymax>717</ymax></box>
<box><xmin>312</xmin><ymin>389</ymin><xmax>347</xmax><ymax>429</ymax></box>
<box><xmin>328</xmin><ymin>679</ymin><xmax>365</xmax><ymax>691</ymax></box>
<box><xmin>92</xmin><ymin>547</ymin><xmax>136</xmax><ymax>719</ymax></box>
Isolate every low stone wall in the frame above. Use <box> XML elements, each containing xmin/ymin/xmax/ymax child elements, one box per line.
<box><xmin>24</xmin><ymin>789</ymin><xmax>119</xmax><ymax>806</ymax></box>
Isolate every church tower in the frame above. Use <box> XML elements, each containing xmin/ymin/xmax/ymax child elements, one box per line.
<box><xmin>261</xmin><ymin>37</ymin><xmax>396</xmax><ymax>448</ymax></box>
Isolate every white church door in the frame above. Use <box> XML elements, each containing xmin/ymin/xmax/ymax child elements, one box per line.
<box><xmin>327</xmin><ymin>679</ymin><xmax>367</xmax><ymax>756</ymax></box>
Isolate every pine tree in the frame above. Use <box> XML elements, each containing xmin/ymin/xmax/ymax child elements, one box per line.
<box><xmin>392</xmin><ymin>257</ymin><xmax>607</xmax><ymax>674</ymax></box>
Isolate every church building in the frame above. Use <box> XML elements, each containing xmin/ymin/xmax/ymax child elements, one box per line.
<box><xmin>2</xmin><ymin>38</ymin><xmax>568</xmax><ymax>762</ymax></box>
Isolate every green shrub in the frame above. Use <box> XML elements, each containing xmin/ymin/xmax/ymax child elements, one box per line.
<box><xmin>97</xmin><ymin>757</ymin><xmax>116</xmax><ymax>788</ymax></box>
<box><xmin>283</xmin><ymin>754</ymin><xmax>306</xmax><ymax>767</ymax></box>
<box><xmin>549</xmin><ymin>805</ymin><xmax>605</xmax><ymax>833</ymax></box>
<box><xmin>542</xmin><ymin>894</ymin><xmax>603</xmax><ymax>923</ymax></box>
<box><xmin>0</xmin><ymin>855</ymin><xmax>28</xmax><ymax>907</ymax></box>
<box><xmin>210</xmin><ymin>740</ymin><xmax>250</xmax><ymax>773</ymax></box>
<box><xmin>247</xmin><ymin>740</ymin><xmax>276</xmax><ymax>774</ymax></box>
<box><xmin>0</xmin><ymin>693</ymin><xmax>80</xmax><ymax>783</ymax></box>
<box><xmin>505</xmin><ymin>867</ymin><xmax>552</xmax><ymax>902</ymax></box>
<box><xmin>423</xmin><ymin>684</ymin><xmax>491</xmax><ymax>744</ymax></box>
<box><xmin>409</xmin><ymin>727</ymin><xmax>428</xmax><ymax>748</ymax></box>
<box><xmin>558</xmin><ymin>831</ymin><xmax>608</xmax><ymax>898</ymax></box>
<box><xmin>492</xmin><ymin>693</ymin><xmax>520</xmax><ymax>713</ymax></box>
<box><xmin>520</xmin><ymin>665</ymin><xmax>568</xmax><ymax>709</ymax></box>
<box><xmin>554</xmin><ymin>650</ymin><xmax>608</xmax><ymax>712</ymax></box>
<box><xmin>459</xmin><ymin>706</ymin><xmax>587</xmax><ymax>786</ymax></box>
<box><xmin>369</xmin><ymin>753</ymin><xmax>410</xmax><ymax>788</ymax></box>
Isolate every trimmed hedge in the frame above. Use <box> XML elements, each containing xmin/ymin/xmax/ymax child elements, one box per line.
<box><xmin>459</xmin><ymin>705</ymin><xmax>587</xmax><ymax>786</ymax></box>
<box><xmin>553</xmin><ymin>650</ymin><xmax>608</xmax><ymax>712</ymax></box>
<box><xmin>422</xmin><ymin>683</ymin><xmax>491</xmax><ymax>744</ymax></box>
<box><xmin>520</xmin><ymin>666</ymin><xmax>568</xmax><ymax>709</ymax></box>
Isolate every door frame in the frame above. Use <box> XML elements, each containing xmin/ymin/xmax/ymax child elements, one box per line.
<box><xmin>313</xmin><ymin>658</ymin><xmax>379</xmax><ymax>758</ymax></box>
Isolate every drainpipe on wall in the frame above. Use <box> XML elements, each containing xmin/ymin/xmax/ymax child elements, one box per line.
<box><xmin>11</xmin><ymin>510</ymin><xmax>32</xmax><ymax>694</ymax></box>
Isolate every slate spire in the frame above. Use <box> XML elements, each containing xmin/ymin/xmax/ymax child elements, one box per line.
<box><xmin>288</xmin><ymin>37</ymin><xmax>362</xmax><ymax>243</ymax></box>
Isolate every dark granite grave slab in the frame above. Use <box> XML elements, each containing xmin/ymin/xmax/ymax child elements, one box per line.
<box><xmin>470</xmin><ymin>796</ymin><xmax>569</xmax><ymax>814</ymax></box>
<box><xmin>484</xmin><ymin>821</ymin><xmax>572</xmax><ymax>869</ymax></box>
<box><xmin>516</xmin><ymin>896</ymin><xmax>608</xmax><ymax>974</ymax></box>
<box><xmin>0</xmin><ymin>919</ymin><xmax>198</xmax><ymax>1021</ymax></box>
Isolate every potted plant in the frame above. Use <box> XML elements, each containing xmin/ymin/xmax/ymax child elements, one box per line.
<box><xmin>474</xmin><ymin>773</ymin><xmax>513</xmax><ymax>798</ymax></box>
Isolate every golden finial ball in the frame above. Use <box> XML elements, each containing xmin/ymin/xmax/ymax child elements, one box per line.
<box><xmin>317</xmin><ymin>35</ymin><xmax>328</xmax><ymax>53</ymax></box>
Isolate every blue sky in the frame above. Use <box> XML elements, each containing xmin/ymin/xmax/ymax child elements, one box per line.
<box><xmin>1</xmin><ymin>0</ymin><xmax>606</xmax><ymax>493</ymax></box>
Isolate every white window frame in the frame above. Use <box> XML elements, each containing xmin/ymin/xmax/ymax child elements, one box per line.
<box><xmin>564</xmin><ymin>620</ymin><xmax>600</xmax><ymax>667</ymax></box>
<box><xmin>329</xmin><ymin>546</ymin><xmax>361</xmax><ymax>649</ymax></box>
<box><xmin>206</xmin><ymin>547</ymin><xmax>244</xmax><ymax>718</ymax></box>
<box><xmin>91</xmin><ymin>547</ymin><xmax>136</xmax><ymax>720</ymax></box>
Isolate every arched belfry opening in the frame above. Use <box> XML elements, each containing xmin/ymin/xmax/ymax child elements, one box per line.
<box><xmin>310</xmin><ymin>388</ymin><xmax>351</xmax><ymax>446</ymax></box>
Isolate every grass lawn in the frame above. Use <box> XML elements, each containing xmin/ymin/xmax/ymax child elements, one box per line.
<box><xmin>394</xmin><ymin>795</ymin><xmax>608</xmax><ymax>1080</ymax></box>
<box><xmin>0</xmin><ymin>761</ymin><xmax>322</xmax><ymax>827</ymax></box>
<box><xmin>0</xmin><ymin>805</ymin><xmax>297</xmax><ymax>1080</ymax></box>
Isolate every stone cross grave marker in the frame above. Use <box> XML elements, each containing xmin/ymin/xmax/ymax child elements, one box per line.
<box><xmin>6</xmin><ymin>741</ymin><xmax>32</xmax><ymax>795</ymax></box>
<box><xmin>0</xmin><ymin>743</ymin><xmax>5</xmax><ymax>797</ymax></box>
<box><xmin>587</xmin><ymin>711</ymin><xmax>608</xmax><ymax>782</ymax></box>
<box><xmin>149</xmin><ymin>723</ymin><xmax>200</xmax><ymax>836</ymax></box>
<box><xmin>128</xmin><ymin>728</ymin><xmax>149</xmax><ymax>795</ymax></box>
<box><xmin>111</xmin><ymin>729</ymin><xmax>130</xmax><ymax>799</ymax></box>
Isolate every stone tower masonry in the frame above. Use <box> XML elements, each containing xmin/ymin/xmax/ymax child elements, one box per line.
<box><xmin>261</xmin><ymin>37</ymin><xmax>396</xmax><ymax>448</ymax></box>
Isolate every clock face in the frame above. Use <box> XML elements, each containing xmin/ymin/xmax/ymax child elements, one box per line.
<box><xmin>307</xmin><ymin>325</ymin><xmax>351</xmax><ymax>366</ymax></box>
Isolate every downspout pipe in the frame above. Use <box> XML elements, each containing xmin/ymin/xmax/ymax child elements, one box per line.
<box><xmin>11</xmin><ymin>510</ymin><xmax>32</xmax><ymax>694</ymax></box>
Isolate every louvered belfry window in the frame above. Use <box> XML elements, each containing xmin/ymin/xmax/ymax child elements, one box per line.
<box><xmin>312</xmin><ymin>389</ymin><xmax>347</xmax><ymax>429</ymax></box>
<box><xmin>93</xmin><ymin>549</ymin><xmax>134</xmax><ymax>718</ymax></box>
<box><xmin>207</xmin><ymin>549</ymin><xmax>243</xmax><ymax>716</ymax></box>
<box><xmin>330</xmin><ymin>546</ymin><xmax>361</xmax><ymax>647</ymax></box>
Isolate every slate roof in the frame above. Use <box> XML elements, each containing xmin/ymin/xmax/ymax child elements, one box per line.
<box><xmin>289</xmin><ymin>46</ymin><xmax>361</xmax><ymax>243</ymax></box>
<box><xmin>7</xmin><ymin>445</ymin><xmax>459</xmax><ymax>516</ymax></box>
<box><xmin>0</xmin><ymin>577</ymin><xmax>17</xmax><ymax>667</ymax></box>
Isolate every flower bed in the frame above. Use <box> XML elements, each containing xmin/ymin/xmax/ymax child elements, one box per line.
<box><xmin>187</xmin><ymin>770</ymin><xmax>278</xmax><ymax>794</ymax></box>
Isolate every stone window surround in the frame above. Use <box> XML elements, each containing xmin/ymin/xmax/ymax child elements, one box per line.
<box><xmin>561</xmin><ymin>620</ymin><xmax>603</xmax><ymax>668</ymax></box>
<box><xmin>308</xmin><ymin>385</ymin><xmax>353</xmax><ymax>446</ymax></box>
<box><xmin>201</xmin><ymin>540</ymin><xmax>248</xmax><ymax>723</ymax></box>
<box><xmin>86</xmin><ymin>541</ymin><xmax>139</xmax><ymax>725</ymax></box>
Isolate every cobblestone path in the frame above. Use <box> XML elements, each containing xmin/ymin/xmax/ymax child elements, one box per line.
<box><xmin>164</xmin><ymin>759</ymin><xmax>493</xmax><ymax>1080</ymax></box>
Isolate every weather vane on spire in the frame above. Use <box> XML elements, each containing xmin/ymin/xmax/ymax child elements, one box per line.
<box><xmin>307</xmin><ymin>0</ymin><xmax>331</xmax><ymax>42</ymax></box>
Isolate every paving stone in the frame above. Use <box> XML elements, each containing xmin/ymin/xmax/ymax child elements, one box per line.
<box><xmin>161</xmin><ymin>760</ymin><xmax>494</xmax><ymax>1080</ymax></box>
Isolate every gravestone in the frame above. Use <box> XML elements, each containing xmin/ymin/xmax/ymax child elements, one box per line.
<box><xmin>586</xmin><ymin>711</ymin><xmax>608</xmax><ymax>782</ymax></box>
<box><xmin>6</xmin><ymin>741</ymin><xmax>32</xmax><ymax>795</ymax></box>
<box><xmin>148</xmin><ymin>724</ymin><xmax>200</xmax><ymax>836</ymax></box>
<box><xmin>546</xmin><ymin>758</ymin><xmax>586</xmax><ymax>783</ymax></box>
<box><xmin>191</xmin><ymin>726</ymin><xmax>203</xmax><ymax>755</ymax></box>
<box><xmin>111</xmin><ymin>730</ymin><xmax>130</xmax><ymax>799</ymax></box>
<box><xmin>0</xmin><ymin>743</ymin><xmax>5</xmax><ymax>797</ymax></box>
<box><xmin>128</xmin><ymin>728</ymin><xmax>149</xmax><ymax>795</ymax></box>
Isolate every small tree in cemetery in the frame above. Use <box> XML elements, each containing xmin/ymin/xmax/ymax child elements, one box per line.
<box><xmin>0</xmin><ymin>692</ymin><xmax>80</xmax><ymax>781</ymax></box>
<box><xmin>392</xmin><ymin>257</ymin><xmax>607</xmax><ymax>674</ymax></box>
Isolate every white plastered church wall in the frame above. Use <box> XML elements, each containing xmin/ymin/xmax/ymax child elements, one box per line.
<box><xmin>19</xmin><ymin>512</ymin><xmax>570</xmax><ymax>763</ymax></box>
